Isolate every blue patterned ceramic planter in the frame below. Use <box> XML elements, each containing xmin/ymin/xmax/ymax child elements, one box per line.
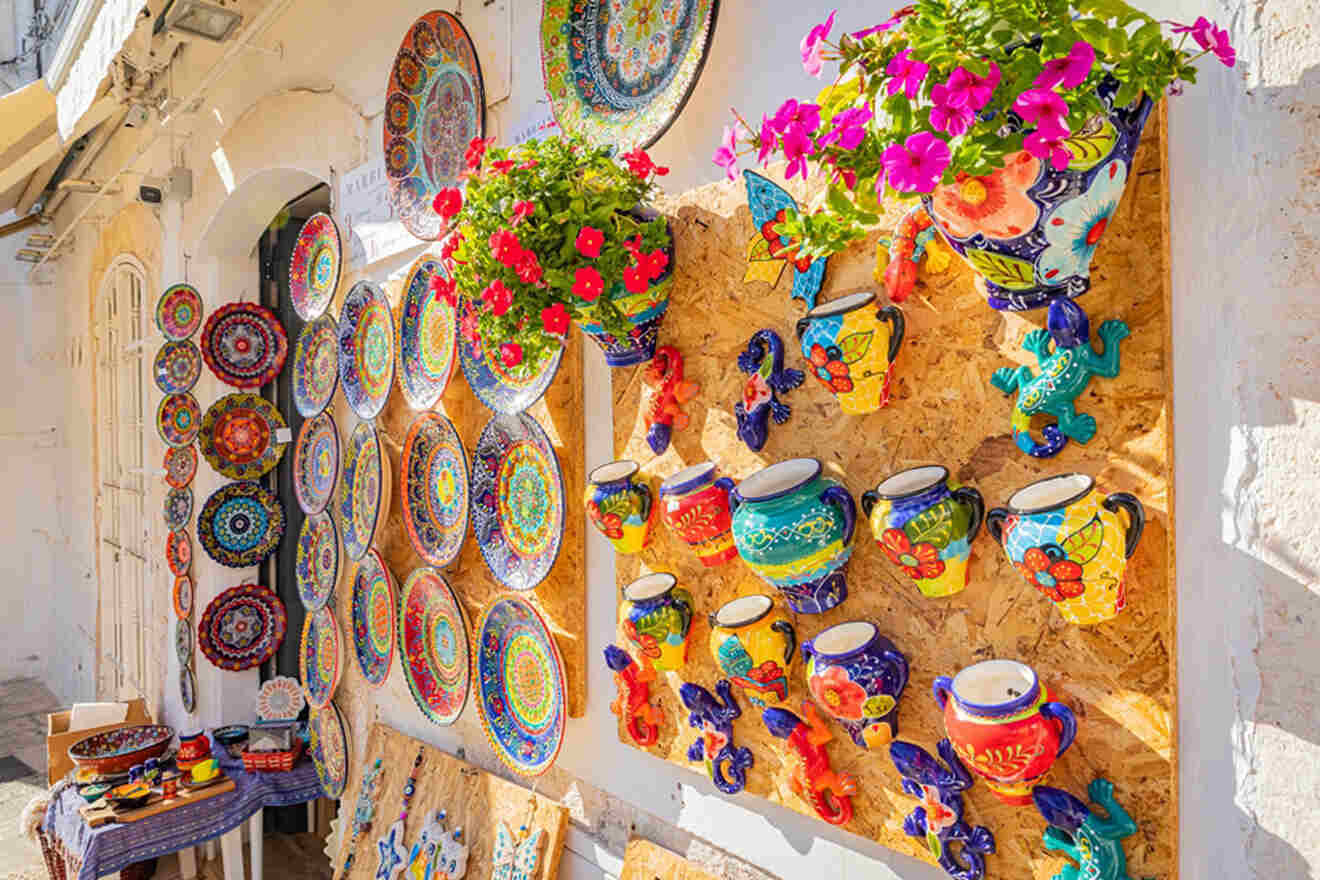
<box><xmin>801</xmin><ymin>621</ymin><xmax>908</xmax><ymax>749</ymax></box>
<box><xmin>574</xmin><ymin>209</ymin><xmax>674</xmax><ymax>367</ymax></box>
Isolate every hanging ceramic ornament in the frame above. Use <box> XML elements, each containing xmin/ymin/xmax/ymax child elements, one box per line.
<box><xmin>743</xmin><ymin>170</ymin><xmax>828</xmax><ymax>308</ymax></box>
<box><xmin>490</xmin><ymin>822</ymin><xmax>545</xmax><ymax>880</ymax></box>
<box><xmin>639</xmin><ymin>346</ymin><xmax>698</xmax><ymax>455</ymax></box>
<box><xmin>342</xmin><ymin>757</ymin><xmax>385</xmax><ymax>877</ymax></box>
<box><xmin>404</xmin><ymin>809</ymin><xmax>467</xmax><ymax>880</ymax></box>
<box><xmin>375</xmin><ymin>749</ymin><xmax>423</xmax><ymax>880</ymax></box>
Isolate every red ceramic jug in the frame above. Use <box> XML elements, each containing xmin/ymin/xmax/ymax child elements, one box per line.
<box><xmin>177</xmin><ymin>730</ymin><xmax>210</xmax><ymax>764</ymax></box>
<box><xmin>658</xmin><ymin>462</ymin><xmax>738</xmax><ymax>567</ymax></box>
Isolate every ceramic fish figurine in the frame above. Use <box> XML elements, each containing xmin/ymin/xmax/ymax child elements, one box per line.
<box><xmin>604</xmin><ymin>644</ymin><xmax>663</xmax><ymax>746</ymax></box>
<box><xmin>743</xmin><ymin>170</ymin><xmax>828</xmax><ymax>308</ymax></box>
<box><xmin>734</xmin><ymin>329</ymin><xmax>805</xmax><ymax>452</ymax></box>
<box><xmin>990</xmin><ymin>298</ymin><xmax>1128</xmax><ymax>458</ymax></box>
<box><xmin>490</xmin><ymin>823</ymin><xmax>544</xmax><ymax>880</ymax></box>
<box><xmin>879</xmin><ymin>205</ymin><xmax>950</xmax><ymax>302</ymax></box>
<box><xmin>761</xmin><ymin>702</ymin><xmax>858</xmax><ymax>825</ymax></box>
<box><xmin>641</xmin><ymin>346</ymin><xmax>699</xmax><ymax>455</ymax></box>
<box><xmin>1033</xmin><ymin>779</ymin><xmax>1138</xmax><ymax>880</ymax></box>
<box><xmin>680</xmin><ymin>679</ymin><xmax>754</xmax><ymax>794</ymax></box>
<box><xmin>889</xmin><ymin>739</ymin><xmax>996</xmax><ymax>880</ymax></box>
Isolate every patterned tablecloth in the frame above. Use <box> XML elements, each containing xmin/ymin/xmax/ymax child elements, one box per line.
<box><xmin>41</xmin><ymin>735</ymin><xmax>321</xmax><ymax>880</ymax></box>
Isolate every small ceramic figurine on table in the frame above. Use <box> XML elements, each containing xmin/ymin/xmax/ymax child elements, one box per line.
<box><xmin>762</xmin><ymin>702</ymin><xmax>858</xmax><ymax>825</ymax></box>
<box><xmin>1033</xmin><ymin>779</ymin><xmax>1138</xmax><ymax>880</ymax></box>
<box><xmin>679</xmin><ymin>679</ymin><xmax>753</xmax><ymax>794</ymax></box>
<box><xmin>604</xmin><ymin>644</ymin><xmax>663</xmax><ymax>746</ymax></box>
<box><xmin>734</xmin><ymin>329</ymin><xmax>804</xmax><ymax>452</ymax></box>
<box><xmin>641</xmin><ymin>345</ymin><xmax>699</xmax><ymax>455</ymax></box>
<box><xmin>890</xmin><ymin>738</ymin><xmax>996</xmax><ymax>880</ymax></box>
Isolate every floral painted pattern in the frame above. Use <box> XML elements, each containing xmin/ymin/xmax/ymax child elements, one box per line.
<box><xmin>1036</xmin><ymin>159</ymin><xmax>1128</xmax><ymax>285</ymax></box>
<box><xmin>879</xmin><ymin>528</ymin><xmax>946</xmax><ymax>580</ymax></box>
<box><xmin>809</xmin><ymin>665</ymin><xmax>867</xmax><ymax>720</ymax></box>
<box><xmin>1015</xmin><ymin>545</ymin><xmax>1085</xmax><ymax>601</ymax></box>
<box><xmin>808</xmin><ymin>343</ymin><xmax>853</xmax><ymax>393</ymax></box>
<box><xmin>929</xmin><ymin>152</ymin><xmax>1042</xmax><ymax>240</ymax></box>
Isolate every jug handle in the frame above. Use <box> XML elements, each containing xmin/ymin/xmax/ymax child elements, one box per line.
<box><xmin>1102</xmin><ymin>492</ymin><xmax>1146</xmax><ymax>559</ymax></box>
<box><xmin>985</xmin><ymin>508</ymin><xmax>1009</xmax><ymax>545</ymax></box>
<box><xmin>881</xmin><ymin>649</ymin><xmax>909</xmax><ymax>699</ymax></box>
<box><xmin>799</xmin><ymin>637</ymin><xmax>815</xmax><ymax>665</ymax></box>
<box><xmin>771</xmin><ymin>620</ymin><xmax>797</xmax><ymax>667</ymax></box>
<box><xmin>932</xmin><ymin>675</ymin><xmax>954</xmax><ymax>710</ymax></box>
<box><xmin>952</xmin><ymin>486</ymin><xmax>986</xmax><ymax>543</ymax></box>
<box><xmin>820</xmin><ymin>486</ymin><xmax>857</xmax><ymax>546</ymax></box>
<box><xmin>860</xmin><ymin>490</ymin><xmax>879</xmax><ymax>519</ymax></box>
<box><xmin>713</xmin><ymin>476</ymin><xmax>735</xmax><ymax>495</ymax></box>
<box><xmin>878</xmin><ymin>305</ymin><xmax>906</xmax><ymax>364</ymax></box>
<box><xmin>728</xmin><ymin>487</ymin><xmax>742</xmax><ymax>513</ymax></box>
<box><xmin>1040</xmin><ymin>702</ymin><xmax>1077</xmax><ymax>757</ymax></box>
<box><xmin>794</xmin><ymin>316</ymin><xmax>810</xmax><ymax>341</ymax></box>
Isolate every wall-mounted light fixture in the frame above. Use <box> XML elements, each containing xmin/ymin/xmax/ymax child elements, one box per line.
<box><xmin>162</xmin><ymin>0</ymin><xmax>243</xmax><ymax>43</ymax></box>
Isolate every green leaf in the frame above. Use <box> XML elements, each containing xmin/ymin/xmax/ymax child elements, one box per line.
<box><xmin>965</xmin><ymin>249</ymin><xmax>1037</xmax><ymax>290</ymax></box>
<box><xmin>837</xmin><ymin>330</ymin><xmax>874</xmax><ymax>364</ymax></box>
<box><xmin>1061</xmin><ymin>515</ymin><xmax>1105</xmax><ymax>565</ymax></box>
<box><xmin>746</xmin><ymin>235</ymin><xmax>775</xmax><ymax>263</ymax></box>
<box><xmin>1063</xmin><ymin>118</ymin><xmax>1119</xmax><ymax>170</ymax></box>
<box><xmin>827</xmin><ymin>185</ymin><xmax>855</xmax><ymax>219</ymax></box>
<box><xmin>903</xmin><ymin>500</ymin><xmax>958</xmax><ymax>550</ymax></box>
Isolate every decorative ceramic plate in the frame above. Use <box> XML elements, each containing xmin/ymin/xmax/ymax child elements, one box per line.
<box><xmin>198</xmin><ymin>481</ymin><xmax>286</xmax><ymax>568</ymax></box>
<box><xmin>401</xmin><ymin>413</ymin><xmax>468</xmax><ymax>567</ymax></box>
<box><xmin>293</xmin><ymin>411</ymin><xmax>339</xmax><ymax>515</ymax></box>
<box><xmin>295</xmin><ymin>512</ymin><xmax>339</xmax><ymax>611</ymax></box>
<box><xmin>181</xmin><ymin>665</ymin><xmax>196</xmax><ymax>714</ymax></box>
<box><xmin>199</xmin><ymin>393</ymin><xmax>288</xmax><ymax>480</ymax></box>
<box><xmin>291</xmin><ymin>316</ymin><xmax>339</xmax><ymax>418</ymax></box>
<box><xmin>399</xmin><ymin>567</ymin><xmax>470</xmax><ymax>726</ymax></box>
<box><xmin>539</xmin><ymin>0</ymin><xmax>719</xmax><ymax>152</ymax></box>
<box><xmin>337</xmin><ymin>282</ymin><xmax>395</xmax><ymax>421</ymax></box>
<box><xmin>350</xmin><ymin>548</ymin><xmax>396</xmax><ymax>688</ymax></box>
<box><xmin>384</xmin><ymin>11</ymin><xmax>486</xmax><ymax>241</ymax></box>
<box><xmin>458</xmin><ymin>299</ymin><xmax>564</xmax><ymax>415</ymax></box>
<box><xmin>397</xmin><ymin>255</ymin><xmax>458</xmax><ymax>409</ymax></box>
<box><xmin>153</xmin><ymin>340</ymin><xmax>203</xmax><ymax>394</ymax></box>
<box><xmin>474</xmin><ymin>595</ymin><xmax>566</xmax><ymax>776</ymax></box>
<box><xmin>309</xmin><ymin>700</ymin><xmax>350</xmax><ymax>799</ymax></box>
<box><xmin>198</xmin><ymin>584</ymin><xmax>287</xmax><ymax>671</ymax></box>
<box><xmin>470</xmin><ymin>413</ymin><xmax>564</xmax><ymax>590</ymax></box>
<box><xmin>300</xmin><ymin>605</ymin><xmax>343</xmax><ymax>709</ymax></box>
<box><xmin>157</xmin><ymin>392</ymin><xmax>201</xmax><ymax>447</ymax></box>
<box><xmin>164</xmin><ymin>487</ymin><xmax>193</xmax><ymax>530</ymax></box>
<box><xmin>256</xmin><ymin>675</ymin><xmax>306</xmax><ymax>722</ymax></box>
<box><xmin>69</xmin><ymin>725</ymin><xmax>174</xmax><ymax>774</ymax></box>
<box><xmin>164</xmin><ymin>445</ymin><xmax>197</xmax><ymax>489</ymax></box>
<box><xmin>156</xmin><ymin>284</ymin><xmax>204</xmax><ymax>341</ymax></box>
<box><xmin>337</xmin><ymin>422</ymin><xmax>389</xmax><ymax>561</ymax></box>
<box><xmin>201</xmin><ymin>302</ymin><xmax>289</xmax><ymax>389</ymax></box>
<box><xmin>166</xmin><ymin>529</ymin><xmax>191</xmax><ymax>576</ymax></box>
<box><xmin>175</xmin><ymin>618</ymin><xmax>193</xmax><ymax>665</ymax></box>
<box><xmin>289</xmin><ymin>213</ymin><xmax>342</xmax><ymax>321</ymax></box>
<box><xmin>173</xmin><ymin>574</ymin><xmax>193</xmax><ymax>619</ymax></box>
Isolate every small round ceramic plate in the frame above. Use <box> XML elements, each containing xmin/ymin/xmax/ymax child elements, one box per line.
<box><xmin>198</xmin><ymin>481</ymin><xmax>285</xmax><ymax>568</ymax></box>
<box><xmin>293</xmin><ymin>411</ymin><xmax>339</xmax><ymax>515</ymax></box>
<box><xmin>291</xmin><ymin>316</ymin><xmax>339</xmax><ymax>418</ymax></box>
<box><xmin>337</xmin><ymin>422</ymin><xmax>390</xmax><ymax>561</ymax></box>
<box><xmin>201</xmin><ymin>302</ymin><xmax>289</xmax><ymax>389</ymax></box>
<box><xmin>256</xmin><ymin>675</ymin><xmax>306</xmax><ymax>722</ymax></box>
<box><xmin>309</xmin><ymin>700</ymin><xmax>351</xmax><ymax>799</ymax></box>
<box><xmin>175</xmin><ymin>618</ymin><xmax>193</xmax><ymax>665</ymax></box>
<box><xmin>164</xmin><ymin>445</ymin><xmax>197</xmax><ymax>489</ymax></box>
<box><xmin>295</xmin><ymin>512</ymin><xmax>339</xmax><ymax>611</ymax></box>
<box><xmin>166</xmin><ymin>529</ymin><xmax>191</xmax><ymax>576</ymax></box>
<box><xmin>157</xmin><ymin>284</ymin><xmax>204</xmax><ymax>341</ymax></box>
<box><xmin>470</xmin><ymin>413</ymin><xmax>565</xmax><ymax>590</ymax></box>
<box><xmin>153</xmin><ymin>340</ymin><xmax>203</xmax><ymax>394</ymax></box>
<box><xmin>199</xmin><ymin>393</ymin><xmax>288</xmax><ymax>480</ymax></box>
<box><xmin>180</xmin><ymin>665</ymin><xmax>196</xmax><ymax>714</ymax></box>
<box><xmin>338</xmin><ymin>282</ymin><xmax>395</xmax><ymax>421</ymax></box>
<box><xmin>164</xmin><ymin>487</ymin><xmax>193</xmax><ymax>530</ymax></box>
<box><xmin>198</xmin><ymin>584</ymin><xmax>287</xmax><ymax>671</ymax></box>
<box><xmin>401</xmin><ymin>412</ymin><xmax>468</xmax><ymax>568</ymax></box>
<box><xmin>458</xmin><ymin>298</ymin><xmax>564</xmax><ymax>415</ymax></box>
<box><xmin>384</xmin><ymin>11</ymin><xmax>486</xmax><ymax>241</ymax></box>
<box><xmin>474</xmin><ymin>595</ymin><xmax>566</xmax><ymax>777</ymax></box>
<box><xmin>289</xmin><ymin>213</ymin><xmax>342</xmax><ymax>321</ymax></box>
<box><xmin>399</xmin><ymin>567</ymin><xmax>469</xmax><ymax>726</ymax></box>
<box><xmin>350</xmin><ymin>548</ymin><xmax>396</xmax><ymax>688</ymax></box>
<box><xmin>301</xmin><ymin>605</ymin><xmax>343</xmax><ymax>709</ymax></box>
<box><xmin>173</xmin><ymin>574</ymin><xmax>194</xmax><ymax>619</ymax></box>
<box><xmin>157</xmin><ymin>393</ymin><xmax>201</xmax><ymax>447</ymax></box>
<box><xmin>397</xmin><ymin>255</ymin><xmax>458</xmax><ymax>410</ymax></box>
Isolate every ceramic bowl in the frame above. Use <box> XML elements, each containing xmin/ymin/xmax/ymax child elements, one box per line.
<box><xmin>107</xmin><ymin>781</ymin><xmax>152</xmax><ymax>810</ymax></box>
<box><xmin>213</xmin><ymin>724</ymin><xmax>250</xmax><ymax>759</ymax></box>
<box><xmin>78</xmin><ymin>782</ymin><xmax>112</xmax><ymax>803</ymax></box>
<box><xmin>68</xmin><ymin>725</ymin><xmax>174</xmax><ymax>775</ymax></box>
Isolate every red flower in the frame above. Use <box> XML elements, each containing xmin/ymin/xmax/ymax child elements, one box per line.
<box><xmin>482</xmin><ymin>279</ymin><xmax>513</xmax><ymax>316</ymax></box>
<box><xmin>879</xmin><ymin>528</ymin><xmax>946</xmax><ymax>580</ymax></box>
<box><xmin>440</xmin><ymin>233</ymin><xmax>463</xmax><ymax>263</ymax></box>
<box><xmin>541</xmin><ymin>302</ymin><xmax>570</xmax><ymax>336</ymax></box>
<box><xmin>464</xmin><ymin>136</ymin><xmax>492</xmax><ymax>170</ymax></box>
<box><xmin>1015</xmin><ymin>546</ymin><xmax>1084</xmax><ymax>602</ymax></box>
<box><xmin>642</xmin><ymin>248</ymin><xmax>669</xmax><ymax>280</ymax></box>
<box><xmin>621</xmin><ymin>148</ymin><xmax>669</xmax><ymax>179</ymax></box>
<box><xmin>432</xmin><ymin>187</ymin><xmax>462</xmax><ymax>219</ymax></box>
<box><xmin>490</xmin><ymin>159</ymin><xmax>515</xmax><ymax>175</ymax></box>
<box><xmin>513</xmin><ymin>250</ymin><xmax>543</xmax><ymax>284</ymax></box>
<box><xmin>428</xmin><ymin>274</ymin><xmax>457</xmax><ymax>307</ymax></box>
<box><xmin>499</xmin><ymin>342</ymin><xmax>523</xmax><ymax>367</ymax></box>
<box><xmin>510</xmin><ymin>200</ymin><xmax>536</xmax><ymax>225</ymax></box>
<box><xmin>576</xmin><ymin>226</ymin><xmax>604</xmax><ymax>258</ymax></box>
<box><xmin>573</xmin><ymin>267</ymin><xmax>604</xmax><ymax>302</ymax></box>
<box><xmin>748</xmin><ymin>660</ymin><xmax>784</xmax><ymax>684</ymax></box>
<box><xmin>623</xmin><ymin>235</ymin><xmax>643</xmax><ymax>257</ymax></box>
<box><xmin>489</xmin><ymin>228</ymin><xmax>523</xmax><ymax>267</ymax></box>
<box><xmin>622</xmin><ymin>264</ymin><xmax>648</xmax><ymax>294</ymax></box>
<box><xmin>810</xmin><ymin>666</ymin><xmax>867</xmax><ymax>720</ymax></box>
<box><xmin>518</xmin><ymin>159</ymin><xmax>539</xmax><ymax>170</ymax></box>
<box><xmin>808</xmin><ymin>343</ymin><xmax>853</xmax><ymax>393</ymax></box>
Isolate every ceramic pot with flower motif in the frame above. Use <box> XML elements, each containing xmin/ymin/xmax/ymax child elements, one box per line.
<box><xmin>658</xmin><ymin>462</ymin><xmax>738</xmax><ymax>567</ymax></box>
<box><xmin>620</xmin><ymin>572</ymin><xmax>694</xmax><ymax>671</ymax></box>
<box><xmin>933</xmin><ymin>659</ymin><xmax>1077</xmax><ymax>805</ymax></box>
<box><xmin>861</xmin><ymin>465</ymin><xmax>985</xmax><ymax>598</ymax></box>
<box><xmin>800</xmin><ymin>621</ymin><xmax>908</xmax><ymax>750</ymax></box>
<box><xmin>585</xmin><ymin>460</ymin><xmax>654</xmax><ymax>554</ymax></box>
<box><xmin>708</xmin><ymin>595</ymin><xmax>796</xmax><ymax>707</ymax></box>
<box><xmin>574</xmin><ymin>208</ymin><xmax>674</xmax><ymax>367</ymax></box>
<box><xmin>795</xmin><ymin>293</ymin><xmax>905</xmax><ymax>415</ymax></box>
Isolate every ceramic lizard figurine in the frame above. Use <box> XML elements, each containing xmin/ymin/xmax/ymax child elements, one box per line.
<box><xmin>734</xmin><ymin>329</ymin><xmax>805</xmax><ymax>452</ymax></box>
<box><xmin>642</xmin><ymin>345</ymin><xmax>699</xmax><ymax>455</ymax></box>
<box><xmin>680</xmin><ymin>679</ymin><xmax>753</xmax><ymax>794</ymax></box>
<box><xmin>762</xmin><ymin>702</ymin><xmax>858</xmax><ymax>825</ymax></box>
<box><xmin>880</xmin><ymin>205</ymin><xmax>949</xmax><ymax>302</ymax></box>
<box><xmin>1033</xmin><ymin>778</ymin><xmax>1138</xmax><ymax>880</ymax></box>
<box><xmin>890</xmin><ymin>738</ymin><xmax>996</xmax><ymax>880</ymax></box>
<box><xmin>604</xmin><ymin>644</ymin><xmax>663</xmax><ymax>746</ymax></box>
<box><xmin>990</xmin><ymin>298</ymin><xmax>1129</xmax><ymax>458</ymax></box>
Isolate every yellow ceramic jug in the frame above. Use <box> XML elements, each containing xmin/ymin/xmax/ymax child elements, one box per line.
<box><xmin>707</xmin><ymin>594</ymin><xmax>797</xmax><ymax>706</ymax></box>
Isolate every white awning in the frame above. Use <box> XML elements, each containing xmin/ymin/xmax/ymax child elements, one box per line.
<box><xmin>54</xmin><ymin>0</ymin><xmax>146</xmax><ymax>141</ymax></box>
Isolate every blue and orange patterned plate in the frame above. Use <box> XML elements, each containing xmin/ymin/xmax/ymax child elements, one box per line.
<box><xmin>293</xmin><ymin>411</ymin><xmax>339</xmax><ymax>515</ymax></box>
<box><xmin>309</xmin><ymin>699</ymin><xmax>350</xmax><ymax>799</ymax></box>
<box><xmin>198</xmin><ymin>481</ymin><xmax>285</xmax><ymax>568</ymax></box>
<box><xmin>300</xmin><ymin>605</ymin><xmax>343</xmax><ymax>710</ymax></box>
<box><xmin>350</xmin><ymin>548</ymin><xmax>396</xmax><ymax>688</ymax></box>
<box><xmin>153</xmin><ymin>340</ymin><xmax>203</xmax><ymax>394</ymax></box>
<box><xmin>401</xmin><ymin>412</ymin><xmax>468</xmax><ymax>568</ymax></box>
<box><xmin>292</xmin><ymin>316</ymin><xmax>339</xmax><ymax>418</ymax></box>
<box><xmin>338</xmin><ymin>282</ymin><xmax>394</xmax><ymax>421</ymax></box>
<box><xmin>398</xmin><ymin>567</ymin><xmax>469</xmax><ymax>726</ymax></box>
<box><xmin>337</xmin><ymin>422</ymin><xmax>389</xmax><ymax>561</ymax></box>
<box><xmin>289</xmin><ymin>213</ymin><xmax>342</xmax><ymax>321</ymax></box>
<box><xmin>397</xmin><ymin>254</ymin><xmax>458</xmax><ymax>410</ymax></box>
<box><xmin>295</xmin><ymin>511</ymin><xmax>339</xmax><ymax>611</ymax></box>
<box><xmin>458</xmin><ymin>298</ymin><xmax>563</xmax><ymax>415</ymax></box>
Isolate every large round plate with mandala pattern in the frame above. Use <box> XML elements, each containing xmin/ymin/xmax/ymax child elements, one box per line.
<box><xmin>198</xmin><ymin>584</ymin><xmax>287</xmax><ymax>671</ymax></box>
<box><xmin>384</xmin><ymin>11</ymin><xmax>486</xmax><ymax>241</ymax></box>
<box><xmin>175</xmin><ymin>618</ymin><xmax>193</xmax><ymax>665</ymax></box>
<box><xmin>180</xmin><ymin>665</ymin><xmax>196</xmax><ymax>714</ymax></box>
<box><xmin>350</xmin><ymin>548</ymin><xmax>396</xmax><ymax>688</ymax></box>
<box><xmin>295</xmin><ymin>512</ymin><xmax>339</xmax><ymax>611</ymax></box>
<box><xmin>337</xmin><ymin>422</ymin><xmax>389</xmax><ymax>561</ymax></box>
<box><xmin>397</xmin><ymin>254</ymin><xmax>458</xmax><ymax>409</ymax></box>
<box><xmin>157</xmin><ymin>393</ymin><xmax>201</xmax><ymax>447</ymax></box>
<box><xmin>337</xmin><ymin>282</ymin><xmax>394</xmax><ymax>421</ymax></box>
<box><xmin>166</xmin><ymin>529</ymin><xmax>191</xmax><ymax>576</ymax></box>
<box><xmin>198</xmin><ymin>481</ymin><xmax>285</xmax><ymax>568</ymax></box>
<box><xmin>156</xmin><ymin>284</ymin><xmax>204</xmax><ymax>341</ymax></box>
<box><xmin>289</xmin><ymin>213</ymin><xmax>342</xmax><ymax>321</ymax></box>
<box><xmin>300</xmin><ymin>605</ymin><xmax>342</xmax><ymax>709</ymax></box>
<box><xmin>199</xmin><ymin>393</ymin><xmax>288</xmax><ymax>480</ymax></box>
<box><xmin>470</xmin><ymin>413</ymin><xmax>564</xmax><ymax>590</ymax></box>
<box><xmin>292</xmin><ymin>316</ymin><xmax>339</xmax><ymax>418</ymax></box>
<box><xmin>401</xmin><ymin>412</ymin><xmax>468</xmax><ymax>568</ymax></box>
<box><xmin>309</xmin><ymin>699</ymin><xmax>350</xmax><ymax>799</ymax></box>
<box><xmin>458</xmin><ymin>298</ymin><xmax>564</xmax><ymax>415</ymax></box>
<box><xmin>399</xmin><ymin>567</ymin><xmax>469</xmax><ymax>726</ymax></box>
<box><xmin>153</xmin><ymin>340</ymin><xmax>203</xmax><ymax>394</ymax></box>
<box><xmin>173</xmin><ymin>574</ymin><xmax>193</xmax><ymax>619</ymax></box>
<box><xmin>201</xmin><ymin>302</ymin><xmax>288</xmax><ymax>389</ymax></box>
<box><xmin>474</xmin><ymin>595</ymin><xmax>566</xmax><ymax>776</ymax></box>
<box><xmin>539</xmin><ymin>0</ymin><xmax>719</xmax><ymax>152</ymax></box>
<box><xmin>293</xmin><ymin>411</ymin><xmax>339</xmax><ymax>515</ymax></box>
<box><xmin>164</xmin><ymin>488</ymin><xmax>193</xmax><ymax>530</ymax></box>
<box><xmin>164</xmin><ymin>445</ymin><xmax>197</xmax><ymax>489</ymax></box>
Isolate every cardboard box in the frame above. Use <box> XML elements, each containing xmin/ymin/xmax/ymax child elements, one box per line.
<box><xmin>46</xmin><ymin>698</ymin><xmax>153</xmax><ymax>785</ymax></box>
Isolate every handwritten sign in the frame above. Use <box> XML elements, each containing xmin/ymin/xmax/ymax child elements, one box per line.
<box><xmin>338</xmin><ymin>160</ymin><xmax>420</xmax><ymax>267</ymax></box>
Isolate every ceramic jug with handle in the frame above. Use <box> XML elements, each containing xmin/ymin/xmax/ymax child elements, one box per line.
<box><xmin>585</xmin><ymin>460</ymin><xmax>654</xmax><ymax>555</ymax></box>
<box><xmin>708</xmin><ymin>594</ymin><xmax>796</xmax><ymax>707</ymax></box>
<box><xmin>620</xmin><ymin>572</ymin><xmax>694</xmax><ymax>672</ymax></box>
<box><xmin>658</xmin><ymin>462</ymin><xmax>738</xmax><ymax>567</ymax></box>
<box><xmin>801</xmin><ymin>621</ymin><xmax>908</xmax><ymax>749</ymax></box>
<box><xmin>795</xmin><ymin>292</ymin><xmax>905</xmax><ymax>415</ymax></box>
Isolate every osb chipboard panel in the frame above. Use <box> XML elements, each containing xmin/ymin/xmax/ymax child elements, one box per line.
<box><xmin>610</xmin><ymin>110</ymin><xmax>1175</xmax><ymax>878</ymax></box>
<box><xmin>620</xmin><ymin>838</ymin><xmax>721</xmax><ymax>880</ymax></box>
<box><xmin>334</xmin><ymin>722</ymin><xmax>569</xmax><ymax>880</ymax></box>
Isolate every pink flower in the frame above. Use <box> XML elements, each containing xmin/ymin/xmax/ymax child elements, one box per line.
<box><xmin>880</xmin><ymin>132</ymin><xmax>951</xmax><ymax>193</ymax></box>
<box><xmin>713</xmin><ymin>125</ymin><xmax>738</xmax><ymax>181</ymax></box>
<box><xmin>1024</xmin><ymin>130</ymin><xmax>1072</xmax><ymax>171</ymax></box>
<box><xmin>510</xmin><ymin>200</ymin><xmax>536</xmax><ymax>225</ymax></box>
<box><xmin>885</xmin><ymin>49</ymin><xmax>929</xmax><ymax>100</ymax></box>
<box><xmin>499</xmin><ymin>342</ymin><xmax>523</xmax><ymax>367</ymax></box>
<box><xmin>573</xmin><ymin>267</ymin><xmax>604</xmax><ymax>302</ymax></box>
<box><xmin>756</xmin><ymin>115</ymin><xmax>777</xmax><ymax>166</ymax></box>
<box><xmin>1034</xmin><ymin>41</ymin><xmax>1096</xmax><ymax>90</ymax></box>
<box><xmin>541</xmin><ymin>303</ymin><xmax>570</xmax><ymax>336</ymax></box>
<box><xmin>816</xmin><ymin>104</ymin><xmax>872</xmax><ymax>151</ymax></box>
<box><xmin>771</xmin><ymin>99</ymin><xmax>821</xmax><ymax>135</ymax></box>
<box><xmin>1013</xmin><ymin>88</ymin><xmax>1071</xmax><ymax>137</ymax></box>
<box><xmin>929</xmin><ymin>88</ymin><xmax>975</xmax><ymax>136</ymax></box>
<box><xmin>1172</xmin><ymin>17</ymin><xmax>1235</xmax><ymax>66</ymax></box>
<box><xmin>481</xmin><ymin>280</ymin><xmax>513</xmax><ymax>316</ymax></box>
<box><xmin>800</xmin><ymin>10</ymin><xmax>837</xmax><ymax>77</ymax></box>
<box><xmin>851</xmin><ymin>6</ymin><xmax>914</xmax><ymax>39</ymax></box>
<box><xmin>575</xmin><ymin>226</ymin><xmax>603</xmax><ymax>258</ymax></box>
<box><xmin>459</xmin><ymin>309</ymin><xmax>480</xmax><ymax>344</ymax></box>
<box><xmin>941</xmin><ymin>63</ymin><xmax>1000</xmax><ymax>110</ymax></box>
<box><xmin>780</xmin><ymin>125</ymin><xmax>815</xmax><ymax>180</ymax></box>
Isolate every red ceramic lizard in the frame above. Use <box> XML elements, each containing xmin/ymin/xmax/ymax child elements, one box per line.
<box><xmin>763</xmin><ymin>701</ymin><xmax>858</xmax><ymax>825</ymax></box>
<box><xmin>604</xmin><ymin>644</ymin><xmax>663</xmax><ymax>746</ymax></box>
<box><xmin>642</xmin><ymin>345</ymin><xmax>699</xmax><ymax>455</ymax></box>
<box><xmin>883</xmin><ymin>205</ymin><xmax>937</xmax><ymax>303</ymax></box>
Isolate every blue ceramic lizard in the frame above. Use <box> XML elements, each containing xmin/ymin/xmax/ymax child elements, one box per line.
<box><xmin>734</xmin><ymin>329</ymin><xmax>804</xmax><ymax>452</ymax></box>
<box><xmin>890</xmin><ymin>738</ymin><xmax>996</xmax><ymax>880</ymax></box>
<box><xmin>680</xmin><ymin>679</ymin><xmax>753</xmax><ymax>794</ymax></box>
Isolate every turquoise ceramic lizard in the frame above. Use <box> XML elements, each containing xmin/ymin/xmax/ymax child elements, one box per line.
<box><xmin>1033</xmin><ymin>778</ymin><xmax>1138</xmax><ymax>880</ymax></box>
